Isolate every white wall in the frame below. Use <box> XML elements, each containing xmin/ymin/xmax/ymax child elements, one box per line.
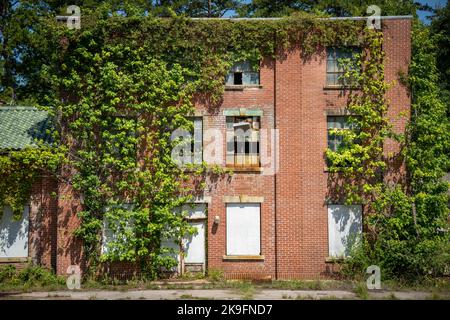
<box><xmin>226</xmin><ymin>203</ymin><xmax>261</xmax><ymax>256</ymax></box>
<box><xmin>327</xmin><ymin>205</ymin><xmax>362</xmax><ymax>258</ymax></box>
<box><xmin>0</xmin><ymin>206</ymin><xmax>29</xmax><ymax>258</ymax></box>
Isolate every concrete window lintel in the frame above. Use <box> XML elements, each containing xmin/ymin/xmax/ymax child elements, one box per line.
<box><xmin>223</xmin><ymin>196</ymin><xmax>264</xmax><ymax>203</ymax></box>
<box><xmin>223</xmin><ymin>109</ymin><xmax>263</xmax><ymax>116</ymax></box>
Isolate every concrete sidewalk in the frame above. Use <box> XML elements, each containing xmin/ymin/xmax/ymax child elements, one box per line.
<box><xmin>2</xmin><ymin>289</ymin><xmax>448</xmax><ymax>300</ymax></box>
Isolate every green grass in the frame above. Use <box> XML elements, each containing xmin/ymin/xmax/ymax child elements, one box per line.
<box><xmin>354</xmin><ymin>282</ymin><xmax>369</xmax><ymax>300</ymax></box>
<box><xmin>230</xmin><ymin>281</ymin><xmax>255</xmax><ymax>300</ymax></box>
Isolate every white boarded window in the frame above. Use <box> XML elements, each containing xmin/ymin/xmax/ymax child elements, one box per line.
<box><xmin>0</xmin><ymin>206</ymin><xmax>29</xmax><ymax>258</ymax></box>
<box><xmin>226</xmin><ymin>203</ymin><xmax>260</xmax><ymax>256</ymax></box>
<box><xmin>327</xmin><ymin>205</ymin><xmax>362</xmax><ymax>258</ymax></box>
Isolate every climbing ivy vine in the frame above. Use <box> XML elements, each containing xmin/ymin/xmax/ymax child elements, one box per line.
<box><xmin>0</xmin><ymin>147</ymin><xmax>64</xmax><ymax>220</ymax></box>
<box><xmin>329</xmin><ymin>22</ymin><xmax>450</xmax><ymax>281</ymax></box>
<box><xmin>10</xmin><ymin>9</ymin><xmax>444</xmax><ymax>279</ymax></box>
<box><xmin>39</xmin><ymin>12</ymin><xmax>370</xmax><ymax>277</ymax></box>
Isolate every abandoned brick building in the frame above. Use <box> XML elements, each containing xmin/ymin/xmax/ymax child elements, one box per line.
<box><xmin>0</xmin><ymin>16</ymin><xmax>411</xmax><ymax>279</ymax></box>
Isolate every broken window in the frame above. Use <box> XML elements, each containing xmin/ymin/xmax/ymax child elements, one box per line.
<box><xmin>226</xmin><ymin>116</ymin><xmax>260</xmax><ymax>167</ymax></box>
<box><xmin>225</xmin><ymin>61</ymin><xmax>260</xmax><ymax>86</ymax></box>
<box><xmin>326</xmin><ymin>47</ymin><xmax>361</xmax><ymax>86</ymax></box>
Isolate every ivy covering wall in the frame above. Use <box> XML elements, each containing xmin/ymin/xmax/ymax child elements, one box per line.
<box><xmin>0</xmin><ymin>8</ymin><xmax>448</xmax><ymax>281</ymax></box>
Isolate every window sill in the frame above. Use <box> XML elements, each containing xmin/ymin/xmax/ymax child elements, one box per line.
<box><xmin>323</xmin><ymin>85</ymin><xmax>360</xmax><ymax>90</ymax></box>
<box><xmin>225</xmin><ymin>166</ymin><xmax>262</xmax><ymax>173</ymax></box>
<box><xmin>223</xmin><ymin>255</ymin><xmax>265</xmax><ymax>261</ymax></box>
<box><xmin>225</xmin><ymin>85</ymin><xmax>263</xmax><ymax>91</ymax></box>
<box><xmin>0</xmin><ymin>257</ymin><xmax>29</xmax><ymax>263</ymax></box>
<box><xmin>325</xmin><ymin>257</ymin><xmax>346</xmax><ymax>263</ymax></box>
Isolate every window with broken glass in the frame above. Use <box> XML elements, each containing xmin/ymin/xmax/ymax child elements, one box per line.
<box><xmin>225</xmin><ymin>61</ymin><xmax>260</xmax><ymax>86</ymax></box>
<box><xmin>226</xmin><ymin>116</ymin><xmax>260</xmax><ymax>167</ymax></box>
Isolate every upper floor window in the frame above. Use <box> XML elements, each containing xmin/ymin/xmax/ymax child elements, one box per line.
<box><xmin>326</xmin><ymin>47</ymin><xmax>361</xmax><ymax>86</ymax></box>
<box><xmin>225</xmin><ymin>61</ymin><xmax>259</xmax><ymax>86</ymax></box>
<box><xmin>190</xmin><ymin>117</ymin><xmax>203</xmax><ymax>164</ymax></box>
<box><xmin>327</xmin><ymin>116</ymin><xmax>352</xmax><ymax>152</ymax></box>
<box><xmin>172</xmin><ymin>117</ymin><xmax>203</xmax><ymax>166</ymax></box>
<box><xmin>226</xmin><ymin>116</ymin><xmax>260</xmax><ymax>167</ymax></box>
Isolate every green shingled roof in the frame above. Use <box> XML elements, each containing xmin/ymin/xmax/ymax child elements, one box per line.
<box><xmin>0</xmin><ymin>106</ymin><xmax>53</xmax><ymax>150</ymax></box>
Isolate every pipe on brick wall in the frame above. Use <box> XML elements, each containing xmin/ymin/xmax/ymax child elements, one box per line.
<box><xmin>273</xmin><ymin>30</ymin><xmax>278</xmax><ymax>280</ymax></box>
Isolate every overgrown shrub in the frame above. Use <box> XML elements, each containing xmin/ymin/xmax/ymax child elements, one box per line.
<box><xmin>0</xmin><ymin>264</ymin><xmax>65</xmax><ymax>289</ymax></box>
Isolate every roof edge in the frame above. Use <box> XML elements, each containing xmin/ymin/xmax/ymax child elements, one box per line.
<box><xmin>0</xmin><ymin>106</ymin><xmax>40</xmax><ymax>110</ymax></box>
<box><xmin>190</xmin><ymin>15</ymin><xmax>414</xmax><ymax>21</ymax></box>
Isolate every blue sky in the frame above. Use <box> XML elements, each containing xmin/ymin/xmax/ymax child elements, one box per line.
<box><xmin>418</xmin><ymin>0</ymin><xmax>447</xmax><ymax>23</ymax></box>
<box><xmin>223</xmin><ymin>0</ymin><xmax>448</xmax><ymax>22</ymax></box>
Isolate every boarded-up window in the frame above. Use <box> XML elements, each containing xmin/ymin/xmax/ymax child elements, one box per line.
<box><xmin>226</xmin><ymin>203</ymin><xmax>261</xmax><ymax>256</ymax></box>
<box><xmin>226</xmin><ymin>116</ymin><xmax>260</xmax><ymax>167</ymax></box>
<box><xmin>327</xmin><ymin>205</ymin><xmax>362</xmax><ymax>257</ymax></box>
<box><xmin>0</xmin><ymin>206</ymin><xmax>29</xmax><ymax>258</ymax></box>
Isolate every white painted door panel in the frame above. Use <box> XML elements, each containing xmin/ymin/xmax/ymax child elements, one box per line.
<box><xmin>0</xmin><ymin>206</ymin><xmax>29</xmax><ymax>258</ymax></box>
<box><xmin>226</xmin><ymin>203</ymin><xmax>260</xmax><ymax>255</ymax></box>
<box><xmin>184</xmin><ymin>221</ymin><xmax>205</xmax><ymax>264</ymax></box>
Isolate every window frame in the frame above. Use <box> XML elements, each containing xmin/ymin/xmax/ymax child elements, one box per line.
<box><xmin>326</xmin><ymin>47</ymin><xmax>361</xmax><ymax>87</ymax></box>
<box><xmin>226</xmin><ymin>116</ymin><xmax>261</xmax><ymax>168</ymax></box>
<box><xmin>225</xmin><ymin>203</ymin><xmax>262</xmax><ymax>257</ymax></box>
<box><xmin>327</xmin><ymin>115</ymin><xmax>352</xmax><ymax>152</ymax></box>
<box><xmin>225</xmin><ymin>61</ymin><xmax>260</xmax><ymax>86</ymax></box>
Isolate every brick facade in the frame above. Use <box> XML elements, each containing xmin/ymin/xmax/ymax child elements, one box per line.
<box><xmin>3</xmin><ymin>17</ymin><xmax>411</xmax><ymax>280</ymax></box>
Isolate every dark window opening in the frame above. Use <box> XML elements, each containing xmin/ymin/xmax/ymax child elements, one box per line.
<box><xmin>233</xmin><ymin>72</ymin><xmax>243</xmax><ymax>85</ymax></box>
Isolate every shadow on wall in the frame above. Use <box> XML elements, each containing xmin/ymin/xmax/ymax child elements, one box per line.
<box><xmin>0</xmin><ymin>205</ymin><xmax>29</xmax><ymax>258</ymax></box>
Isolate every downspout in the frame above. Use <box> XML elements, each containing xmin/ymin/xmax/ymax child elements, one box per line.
<box><xmin>273</xmin><ymin>30</ymin><xmax>278</xmax><ymax>280</ymax></box>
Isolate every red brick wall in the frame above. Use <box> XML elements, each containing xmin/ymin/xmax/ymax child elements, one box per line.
<box><xmin>203</xmin><ymin>18</ymin><xmax>411</xmax><ymax>279</ymax></box>
<box><xmin>46</xmin><ymin>18</ymin><xmax>411</xmax><ymax>279</ymax></box>
<box><xmin>56</xmin><ymin>167</ymin><xmax>85</xmax><ymax>276</ymax></box>
<box><xmin>29</xmin><ymin>175</ymin><xmax>59</xmax><ymax>270</ymax></box>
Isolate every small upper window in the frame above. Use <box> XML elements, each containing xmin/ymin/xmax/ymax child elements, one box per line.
<box><xmin>326</xmin><ymin>47</ymin><xmax>361</xmax><ymax>86</ymax></box>
<box><xmin>225</xmin><ymin>61</ymin><xmax>260</xmax><ymax>86</ymax></box>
